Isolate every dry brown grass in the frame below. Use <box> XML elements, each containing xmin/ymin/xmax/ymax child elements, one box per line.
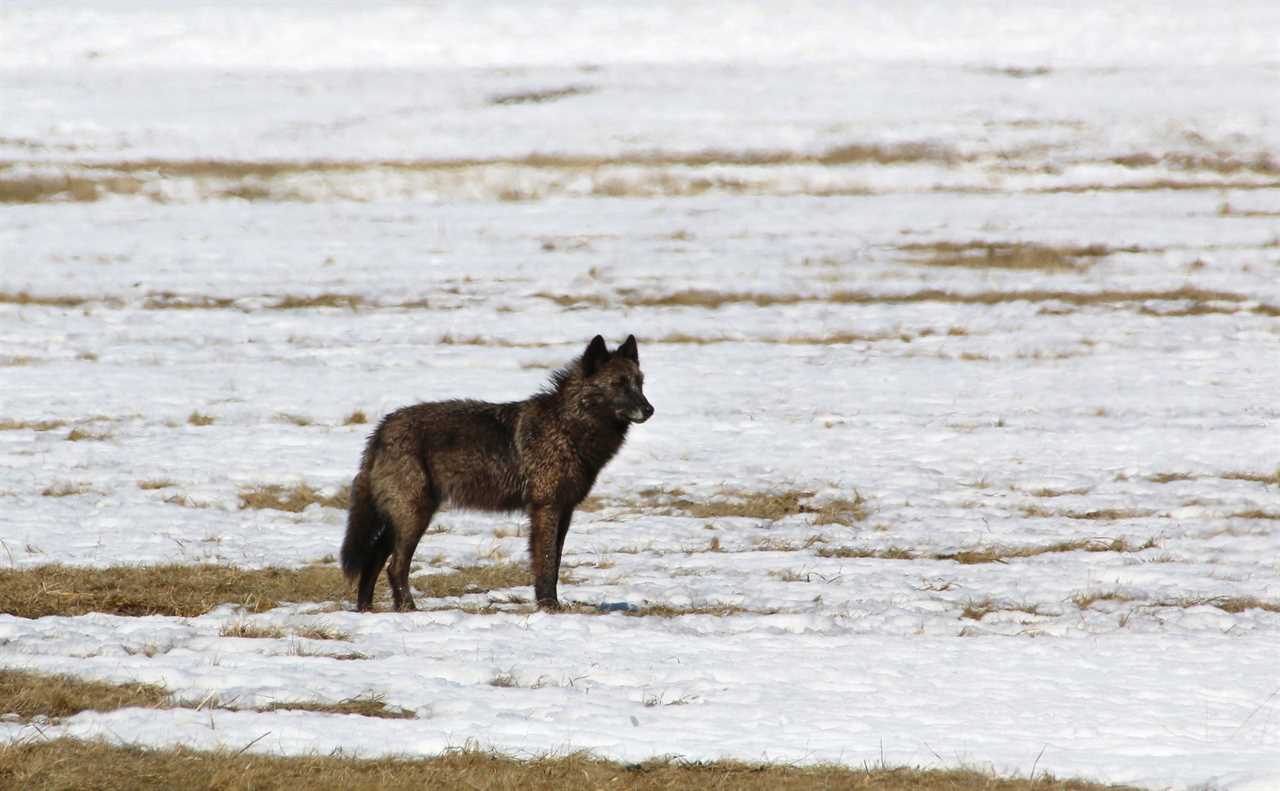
<box><xmin>551</xmin><ymin>285</ymin><xmax>1265</xmax><ymax>313</ymax></box>
<box><xmin>269</xmin><ymin>294</ymin><xmax>364</xmax><ymax>310</ymax></box>
<box><xmin>4</xmin><ymin>145</ymin><xmax>961</xmax><ymax>182</ymax></box>
<box><xmin>593</xmin><ymin>487</ymin><xmax>867</xmax><ymax>524</ymax></box>
<box><xmin>40</xmin><ymin>482</ymin><xmax>93</xmax><ymax>497</ymax></box>
<box><xmin>1222</xmin><ymin>469</ymin><xmax>1280</xmax><ymax>486</ymax></box>
<box><xmin>0</xmin><ymin>290</ymin><xmax>87</xmax><ymax>307</ymax></box>
<box><xmin>0</xmin><ymin>564</ymin><xmax>345</xmax><ymax>618</ymax></box>
<box><xmin>1218</xmin><ymin>201</ymin><xmax>1280</xmax><ymax>218</ymax></box>
<box><xmin>220</xmin><ymin>622</ymin><xmax>287</xmax><ymax>639</ymax></box>
<box><xmin>985</xmin><ymin>66</ymin><xmax>1053</xmax><ymax>78</ymax></box>
<box><xmin>898</xmin><ymin>241</ymin><xmax>1135</xmax><ymax>272</ymax></box>
<box><xmin>437</xmin><ymin>334</ymin><xmax>554</xmax><ymax>348</ymax></box>
<box><xmin>144</xmin><ymin>292</ymin><xmax>238</xmax><ymax>310</ymax></box>
<box><xmin>265</xmin><ymin>694</ymin><xmax>415</xmax><ymax>720</ymax></box>
<box><xmin>621</xmin><ymin>604</ymin><xmax>763</xmax><ymax>618</ymax></box>
<box><xmin>818</xmin><ymin>537</ymin><xmax>1156</xmax><ymax>564</ymax></box>
<box><xmin>1109</xmin><ymin>150</ymin><xmax>1280</xmax><ymax>176</ymax></box>
<box><xmin>410</xmin><ymin>563</ymin><xmax>533</xmax><ymax>598</ymax></box>
<box><xmin>1071</xmin><ymin>590</ymin><xmax>1136</xmax><ymax>609</ymax></box>
<box><xmin>0</xmin><ymin>173</ymin><xmax>143</xmax><ymax>203</ymax></box>
<box><xmin>66</xmin><ymin>427</ymin><xmax>111</xmax><ymax>441</ymax></box>
<box><xmin>164</xmin><ymin>494</ymin><xmax>214</xmax><ymax>509</ymax></box>
<box><xmin>654</xmin><ymin>330</ymin><xmax>916</xmax><ymax>346</ymax></box>
<box><xmin>137</xmin><ymin>479</ymin><xmax>177</xmax><ymax>490</ymax></box>
<box><xmin>960</xmin><ymin>598</ymin><xmax>1044</xmax><ymax>620</ymax></box>
<box><xmin>0</xmin><ymin>739</ymin><xmax>1135</xmax><ymax>791</ymax></box>
<box><xmin>0</xmin><ymin>418</ymin><xmax>67</xmax><ymax>431</ymax></box>
<box><xmin>1060</xmin><ymin>508</ymin><xmax>1157</xmax><ymax>521</ymax></box>
<box><xmin>292</xmin><ymin>624</ymin><xmax>352</xmax><ymax>641</ymax></box>
<box><xmin>813</xmin><ymin>493</ymin><xmax>871</xmax><ymax>525</ymax></box>
<box><xmin>0</xmin><ymin>144</ymin><xmax>959</xmax><ymax>205</ymax></box>
<box><xmin>343</xmin><ymin>409</ymin><xmax>369</xmax><ymax>426</ymax></box>
<box><xmin>7</xmin><ymin>149</ymin><xmax>1280</xmax><ymax>205</ymax></box>
<box><xmin>274</xmin><ymin>412</ymin><xmax>314</xmax><ymax>426</ymax></box>
<box><xmin>1231</xmin><ymin>509</ymin><xmax>1280</xmax><ymax>520</ymax></box>
<box><xmin>1147</xmin><ymin>472</ymin><xmax>1196</xmax><ymax>484</ymax></box>
<box><xmin>676</xmin><ymin>490</ymin><xmax>820</xmax><ymax>520</ymax></box>
<box><xmin>0</xmin><ymin>670</ymin><xmax>173</xmax><ymax>721</ymax></box>
<box><xmin>1188</xmin><ymin>596</ymin><xmax>1280</xmax><ymax>614</ymax></box>
<box><xmin>238</xmin><ymin>483</ymin><xmax>349</xmax><ymax>512</ymax></box>
<box><xmin>0</xmin><ymin>669</ymin><xmax>411</xmax><ymax>726</ymax></box>
<box><xmin>583</xmin><ymin>486</ymin><xmax>864</xmax><ymax>524</ymax></box>
<box><xmin>187</xmin><ymin>411</ymin><xmax>216</xmax><ymax>426</ymax></box>
<box><xmin>1027</xmin><ymin>487</ymin><xmax>1092</xmax><ymax>498</ymax></box>
<box><xmin>488</xmin><ymin>85</ymin><xmax>595</xmax><ymax>105</ymax></box>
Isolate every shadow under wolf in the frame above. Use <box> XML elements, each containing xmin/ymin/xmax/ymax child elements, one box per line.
<box><xmin>340</xmin><ymin>334</ymin><xmax>654</xmax><ymax>612</ymax></box>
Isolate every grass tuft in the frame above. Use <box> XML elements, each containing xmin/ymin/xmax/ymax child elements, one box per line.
<box><xmin>66</xmin><ymin>427</ymin><xmax>111</xmax><ymax>441</ymax></box>
<box><xmin>269</xmin><ymin>294</ymin><xmax>363</xmax><ymax>310</ymax></box>
<box><xmin>813</xmin><ymin>493</ymin><xmax>870</xmax><ymax>525</ymax></box>
<box><xmin>265</xmin><ymin>693</ymin><xmax>414</xmax><ymax>720</ymax></box>
<box><xmin>1071</xmin><ymin>590</ymin><xmax>1136</xmax><ymax>609</ymax></box>
<box><xmin>144</xmin><ymin>292</ymin><xmax>237</xmax><ymax>310</ymax></box>
<box><xmin>187</xmin><ymin>411</ymin><xmax>216</xmax><ymax>426</ymax></box>
<box><xmin>621</xmin><ymin>604</ymin><xmax>764</xmax><ymax>618</ymax></box>
<box><xmin>0</xmin><ymin>670</ymin><xmax>172</xmax><ymax>721</ymax></box>
<box><xmin>818</xmin><ymin>537</ymin><xmax>1156</xmax><ymax>564</ymax></box>
<box><xmin>343</xmin><ymin>410</ymin><xmax>369</xmax><ymax>426</ymax></box>
<box><xmin>274</xmin><ymin>413</ymin><xmax>314</xmax><ymax>427</ymax></box>
<box><xmin>0</xmin><ymin>564</ymin><xmax>346</xmax><ymax>618</ymax></box>
<box><xmin>547</xmin><ymin>284</ymin><xmax>1268</xmax><ymax>313</ymax></box>
<box><xmin>1222</xmin><ymin>468</ymin><xmax>1280</xmax><ymax>486</ymax></box>
<box><xmin>292</xmin><ymin>624</ymin><xmax>352</xmax><ymax>641</ymax></box>
<box><xmin>0</xmin><ymin>738</ymin><xmax>1138</xmax><ymax>791</ymax></box>
<box><xmin>898</xmin><ymin>241</ymin><xmax>1133</xmax><ymax>272</ymax></box>
<box><xmin>0</xmin><ymin>290</ymin><xmax>87</xmax><ymax>307</ymax></box>
<box><xmin>1148</xmin><ymin>472</ymin><xmax>1196</xmax><ymax>484</ymax></box>
<box><xmin>488</xmin><ymin>85</ymin><xmax>595</xmax><ymax>106</ymax></box>
<box><xmin>40</xmin><ymin>482</ymin><xmax>93</xmax><ymax>497</ymax></box>
<box><xmin>238</xmin><ymin>483</ymin><xmax>349</xmax><ymax>512</ymax></box>
<box><xmin>410</xmin><ymin>563</ymin><xmax>532</xmax><ymax>599</ymax></box>
<box><xmin>0</xmin><ymin>418</ymin><xmax>68</xmax><ymax>432</ymax></box>
<box><xmin>220</xmin><ymin>622</ymin><xmax>286</xmax><ymax>639</ymax></box>
<box><xmin>960</xmin><ymin>598</ymin><xmax>1043</xmax><ymax>621</ymax></box>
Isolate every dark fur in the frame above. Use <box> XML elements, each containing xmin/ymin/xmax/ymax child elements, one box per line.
<box><xmin>340</xmin><ymin>335</ymin><xmax>653</xmax><ymax>612</ymax></box>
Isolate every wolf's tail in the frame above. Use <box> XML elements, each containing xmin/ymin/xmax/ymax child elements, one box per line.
<box><xmin>340</xmin><ymin>465</ymin><xmax>389</xmax><ymax>581</ymax></box>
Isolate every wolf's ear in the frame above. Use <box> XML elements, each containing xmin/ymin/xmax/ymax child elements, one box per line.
<box><xmin>616</xmin><ymin>334</ymin><xmax>639</xmax><ymax>362</ymax></box>
<box><xmin>583</xmin><ymin>334</ymin><xmax>610</xmax><ymax>376</ymax></box>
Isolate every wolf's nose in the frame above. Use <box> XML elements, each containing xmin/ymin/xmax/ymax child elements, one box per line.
<box><xmin>643</xmin><ymin>403</ymin><xmax>655</xmax><ymax>419</ymax></box>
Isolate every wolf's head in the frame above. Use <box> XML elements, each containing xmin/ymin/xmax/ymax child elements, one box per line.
<box><xmin>573</xmin><ymin>334</ymin><xmax>654</xmax><ymax>425</ymax></box>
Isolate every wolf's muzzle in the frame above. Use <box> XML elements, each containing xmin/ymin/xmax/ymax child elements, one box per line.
<box><xmin>629</xmin><ymin>400</ymin><xmax>655</xmax><ymax>423</ymax></box>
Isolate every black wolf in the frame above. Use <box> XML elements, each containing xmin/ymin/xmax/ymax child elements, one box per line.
<box><xmin>340</xmin><ymin>335</ymin><xmax>653</xmax><ymax>612</ymax></box>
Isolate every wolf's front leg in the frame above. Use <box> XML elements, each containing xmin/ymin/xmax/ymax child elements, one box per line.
<box><xmin>528</xmin><ymin>505</ymin><xmax>562</xmax><ymax>610</ymax></box>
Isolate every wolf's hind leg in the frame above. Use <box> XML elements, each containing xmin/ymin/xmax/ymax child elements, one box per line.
<box><xmin>384</xmin><ymin>494</ymin><xmax>438</xmax><ymax>612</ymax></box>
<box><xmin>355</xmin><ymin>539</ymin><xmax>391</xmax><ymax>612</ymax></box>
<box><xmin>370</xmin><ymin>453</ymin><xmax>436</xmax><ymax>612</ymax></box>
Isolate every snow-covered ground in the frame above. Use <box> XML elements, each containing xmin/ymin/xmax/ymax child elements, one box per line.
<box><xmin>2</xmin><ymin>3</ymin><xmax>1279</xmax><ymax>789</ymax></box>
